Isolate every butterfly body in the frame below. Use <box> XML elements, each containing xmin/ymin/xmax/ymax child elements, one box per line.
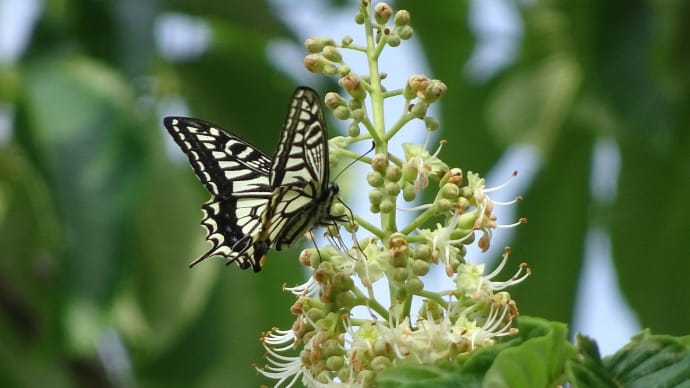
<box><xmin>164</xmin><ymin>87</ymin><xmax>337</xmax><ymax>272</ymax></box>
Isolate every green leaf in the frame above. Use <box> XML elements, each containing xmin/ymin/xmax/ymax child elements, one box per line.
<box><xmin>378</xmin><ymin>317</ymin><xmax>575</xmax><ymax>388</ymax></box>
<box><xmin>569</xmin><ymin>331</ymin><xmax>690</xmax><ymax>387</ymax></box>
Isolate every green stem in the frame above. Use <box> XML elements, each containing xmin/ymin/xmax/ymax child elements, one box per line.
<box><xmin>416</xmin><ymin>289</ymin><xmax>449</xmax><ymax>308</ymax></box>
<box><xmin>384</xmin><ymin>112</ymin><xmax>415</xmax><ymax>142</ymax></box>
<box><xmin>354</xmin><ymin>215</ymin><xmax>386</xmax><ymax>240</ymax></box>
<box><xmin>352</xmin><ymin>286</ymin><xmax>389</xmax><ymax>320</ymax></box>
<box><xmin>400</xmin><ymin>206</ymin><xmax>437</xmax><ymax>235</ymax></box>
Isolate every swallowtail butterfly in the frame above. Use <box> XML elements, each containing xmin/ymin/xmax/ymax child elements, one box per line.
<box><xmin>164</xmin><ymin>87</ymin><xmax>339</xmax><ymax>272</ymax></box>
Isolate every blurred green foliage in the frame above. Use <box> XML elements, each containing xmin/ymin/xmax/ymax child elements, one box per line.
<box><xmin>0</xmin><ymin>0</ymin><xmax>688</xmax><ymax>386</ymax></box>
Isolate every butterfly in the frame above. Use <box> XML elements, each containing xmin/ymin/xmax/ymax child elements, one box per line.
<box><xmin>164</xmin><ymin>87</ymin><xmax>340</xmax><ymax>272</ymax></box>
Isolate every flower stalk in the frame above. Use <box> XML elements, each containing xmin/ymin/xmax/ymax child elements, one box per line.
<box><xmin>259</xmin><ymin>2</ymin><xmax>530</xmax><ymax>386</ymax></box>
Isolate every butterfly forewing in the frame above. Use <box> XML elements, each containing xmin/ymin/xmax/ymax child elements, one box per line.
<box><xmin>270</xmin><ymin>87</ymin><xmax>329</xmax><ymax>188</ymax></box>
<box><xmin>261</xmin><ymin>87</ymin><xmax>338</xmax><ymax>251</ymax></box>
<box><xmin>164</xmin><ymin>116</ymin><xmax>272</xmax><ymax>270</ymax></box>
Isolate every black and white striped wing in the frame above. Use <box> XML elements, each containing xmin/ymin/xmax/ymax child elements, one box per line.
<box><xmin>262</xmin><ymin>87</ymin><xmax>337</xmax><ymax>250</ymax></box>
<box><xmin>164</xmin><ymin>116</ymin><xmax>272</xmax><ymax>271</ymax></box>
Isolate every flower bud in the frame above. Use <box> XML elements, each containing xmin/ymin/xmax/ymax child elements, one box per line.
<box><xmin>402</xmin><ymin>182</ymin><xmax>416</xmax><ymax>201</ymax></box>
<box><xmin>351</xmin><ymin>108</ymin><xmax>364</xmax><ymax>121</ymax></box>
<box><xmin>385</xmin><ymin>165</ymin><xmax>402</xmax><ymax>181</ymax></box>
<box><xmin>338</xmin><ymin>64</ymin><xmax>351</xmax><ymax>76</ymax></box>
<box><xmin>324</xmin><ymin>92</ymin><xmax>346</xmax><ymax>109</ymax></box>
<box><xmin>347</xmin><ymin>123</ymin><xmax>360</xmax><ymax>137</ymax></box>
<box><xmin>333</xmin><ymin>105</ymin><xmax>351</xmax><ymax>120</ymax></box>
<box><xmin>422</xmin><ymin>79</ymin><xmax>448</xmax><ymax>103</ymax></box>
<box><xmin>394</xmin><ymin>10</ymin><xmax>410</xmax><ymax>26</ymax></box>
<box><xmin>441</xmin><ymin>183</ymin><xmax>460</xmax><ymax>200</ymax></box>
<box><xmin>342</xmin><ymin>35</ymin><xmax>353</xmax><ymax>46</ymax></box>
<box><xmin>410</xmin><ymin>101</ymin><xmax>428</xmax><ymax>118</ymax></box>
<box><xmin>406</xmin><ymin>278</ymin><xmax>424</xmax><ymax>293</ymax></box>
<box><xmin>398</xmin><ymin>25</ymin><xmax>414</xmax><ymax>40</ymax></box>
<box><xmin>371</xmin><ymin>153</ymin><xmax>388</xmax><ymax>173</ymax></box>
<box><xmin>435</xmin><ymin>198</ymin><xmax>453</xmax><ymax>213</ymax></box>
<box><xmin>304</xmin><ymin>54</ymin><xmax>324</xmax><ymax>73</ymax></box>
<box><xmin>385</xmin><ymin>33</ymin><xmax>401</xmax><ymax>47</ymax></box>
<box><xmin>412</xmin><ymin>259</ymin><xmax>429</xmax><ymax>276</ymax></box>
<box><xmin>354</xmin><ymin>10</ymin><xmax>365</xmax><ymax>24</ymax></box>
<box><xmin>393</xmin><ymin>267</ymin><xmax>408</xmax><ymax>281</ymax></box>
<box><xmin>414</xmin><ymin>243</ymin><xmax>431</xmax><ymax>261</ymax></box>
<box><xmin>384</xmin><ymin>182</ymin><xmax>400</xmax><ymax>196</ymax></box>
<box><xmin>368</xmin><ymin>189</ymin><xmax>383</xmax><ymax>205</ymax></box>
<box><xmin>374</xmin><ymin>2</ymin><xmax>393</xmax><ymax>24</ymax></box>
<box><xmin>322</xmin><ymin>45</ymin><xmax>343</xmax><ymax>63</ymax></box>
<box><xmin>367</xmin><ymin>171</ymin><xmax>384</xmax><ymax>187</ymax></box>
<box><xmin>373</xmin><ymin>339</ymin><xmax>390</xmax><ymax>356</ymax></box>
<box><xmin>424</xmin><ymin>116</ymin><xmax>439</xmax><ymax>131</ymax></box>
<box><xmin>404</xmin><ymin>74</ymin><xmax>429</xmax><ymax>99</ymax></box>
<box><xmin>323</xmin><ymin>64</ymin><xmax>338</xmax><ymax>76</ymax></box>
<box><xmin>304</xmin><ymin>37</ymin><xmax>336</xmax><ymax>53</ymax></box>
<box><xmin>326</xmin><ymin>356</ymin><xmax>344</xmax><ymax>371</ymax></box>
<box><xmin>339</xmin><ymin>74</ymin><xmax>365</xmax><ymax>100</ymax></box>
<box><xmin>379</xmin><ymin>198</ymin><xmax>395</xmax><ymax>213</ymax></box>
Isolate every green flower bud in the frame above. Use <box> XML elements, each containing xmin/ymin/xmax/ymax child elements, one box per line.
<box><xmin>372</xmin><ymin>355</ymin><xmax>392</xmax><ymax>371</ymax></box>
<box><xmin>385</xmin><ymin>165</ymin><xmax>402</xmax><ymax>181</ymax></box>
<box><xmin>402</xmin><ymin>164</ymin><xmax>417</xmax><ymax>182</ymax></box>
<box><xmin>338</xmin><ymin>64</ymin><xmax>351</xmax><ymax>76</ymax></box>
<box><xmin>354</xmin><ymin>11</ymin><xmax>365</xmax><ymax>24</ymax></box>
<box><xmin>386</xmin><ymin>32</ymin><xmax>401</xmax><ymax>47</ymax></box>
<box><xmin>347</xmin><ymin>123</ymin><xmax>360</xmax><ymax>137</ymax></box>
<box><xmin>304</xmin><ymin>54</ymin><xmax>324</xmax><ymax>73</ymax></box>
<box><xmin>304</xmin><ymin>37</ymin><xmax>336</xmax><ymax>53</ymax></box>
<box><xmin>410</xmin><ymin>101</ymin><xmax>428</xmax><ymax>118</ymax></box>
<box><xmin>337</xmin><ymin>368</ymin><xmax>350</xmax><ymax>382</ymax></box>
<box><xmin>359</xmin><ymin>370</ymin><xmax>376</xmax><ymax>385</ymax></box>
<box><xmin>435</xmin><ymin>198</ymin><xmax>453</xmax><ymax>213</ymax></box>
<box><xmin>326</xmin><ymin>356</ymin><xmax>344</xmax><ymax>371</ymax></box>
<box><xmin>441</xmin><ymin>183</ymin><xmax>460</xmax><ymax>200</ymax></box>
<box><xmin>336</xmin><ymin>291</ymin><xmax>355</xmax><ymax>307</ymax></box>
<box><xmin>323</xmin><ymin>339</ymin><xmax>344</xmax><ymax>357</ymax></box>
<box><xmin>351</xmin><ymin>108</ymin><xmax>364</xmax><ymax>121</ymax></box>
<box><xmin>393</xmin><ymin>267</ymin><xmax>408</xmax><ymax>281</ymax></box>
<box><xmin>342</xmin><ymin>35</ymin><xmax>353</xmax><ymax>46</ymax></box>
<box><xmin>398</xmin><ymin>25</ymin><xmax>414</xmax><ymax>40</ymax></box>
<box><xmin>424</xmin><ymin>116</ymin><xmax>439</xmax><ymax>131</ymax></box>
<box><xmin>374</xmin><ymin>2</ymin><xmax>393</xmax><ymax>24</ymax></box>
<box><xmin>384</xmin><ymin>181</ymin><xmax>400</xmax><ymax>196</ymax></box>
<box><xmin>394</xmin><ymin>10</ymin><xmax>411</xmax><ymax>26</ymax></box>
<box><xmin>367</xmin><ymin>171</ymin><xmax>384</xmax><ymax>187</ymax></box>
<box><xmin>370</xmin><ymin>203</ymin><xmax>381</xmax><ymax>214</ymax></box>
<box><xmin>414</xmin><ymin>243</ymin><xmax>431</xmax><ymax>261</ymax></box>
<box><xmin>324</xmin><ymin>64</ymin><xmax>339</xmax><ymax>76</ymax></box>
<box><xmin>379</xmin><ymin>198</ymin><xmax>395</xmax><ymax>213</ymax></box>
<box><xmin>368</xmin><ymin>189</ymin><xmax>383</xmax><ymax>205</ymax></box>
<box><xmin>333</xmin><ymin>105</ymin><xmax>351</xmax><ymax>120</ymax></box>
<box><xmin>323</xmin><ymin>45</ymin><xmax>343</xmax><ymax>63</ymax></box>
<box><xmin>373</xmin><ymin>339</ymin><xmax>390</xmax><ymax>356</ymax></box>
<box><xmin>406</xmin><ymin>278</ymin><xmax>424</xmax><ymax>293</ymax></box>
<box><xmin>412</xmin><ymin>259</ymin><xmax>429</xmax><ymax>276</ymax></box>
<box><xmin>402</xmin><ymin>182</ymin><xmax>416</xmax><ymax>201</ymax></box>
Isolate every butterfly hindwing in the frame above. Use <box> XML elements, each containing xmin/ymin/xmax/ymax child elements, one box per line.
<box><xmin>164</xmin><ymin>116</ymin><xmax>272</xmax><ymax>270</ymax></box>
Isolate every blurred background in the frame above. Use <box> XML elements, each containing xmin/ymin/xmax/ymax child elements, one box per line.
<box><xmin>1</xmin><ymin>0</ymin><xmax>688</xmax><ymax>386</ymax></box>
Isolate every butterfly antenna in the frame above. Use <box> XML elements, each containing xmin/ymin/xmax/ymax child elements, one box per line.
<box><xmin>331</xmin><ymin>141</ymin><xmax>375</xmax><ymax>182</ymax></box>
